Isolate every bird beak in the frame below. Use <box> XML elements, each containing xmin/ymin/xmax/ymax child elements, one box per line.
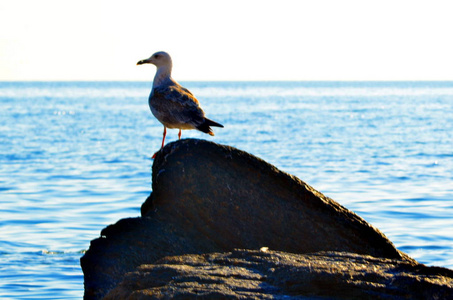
<box><xmin>136</xmin><ymin>58</ymin><xmax>151</xmax><ymax>65</ymax></box>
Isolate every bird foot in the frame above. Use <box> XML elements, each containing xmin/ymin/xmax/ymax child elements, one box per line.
<box><xmin>151</xmin><ymin>151</ymin><xmax>159</xmax><ymax>159</ymax></box>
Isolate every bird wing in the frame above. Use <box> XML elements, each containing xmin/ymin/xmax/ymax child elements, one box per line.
<box><xmin>179</xmin><ymin>85</ymin><xmax>194</xmax><ymax>96</ymax></box>
<box><xmin>151</xmin><ymin>83</ymin><xmax>205</xmax><ymax>127</ymax></box>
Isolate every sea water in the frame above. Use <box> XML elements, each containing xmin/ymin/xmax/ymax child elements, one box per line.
<box><xmin>0</xmin><ymin>81</ymin><xmax>452</xmax><ymax>299</ymax></box>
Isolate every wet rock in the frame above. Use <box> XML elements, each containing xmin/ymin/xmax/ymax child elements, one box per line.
<box><xmin>81</xmin><ymin>139</ymin><xmax>418</xmax><ymax>299</ymax></box>
<box><xmin>103</xmin><ymin>249</ymin><xmax>453</xmax><ymax>300</ymax></box>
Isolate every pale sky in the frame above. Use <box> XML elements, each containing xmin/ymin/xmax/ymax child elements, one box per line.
<box><xmin>1</xmin><ymin>0</ymin><xmax>453</xmax><ymax>81</ymax></box>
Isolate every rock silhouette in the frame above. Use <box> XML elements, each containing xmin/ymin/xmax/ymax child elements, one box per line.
<box><xmin>81</xmin><ymin>139</ymin><xmax>451</xmax><ymax>299</ymax></box>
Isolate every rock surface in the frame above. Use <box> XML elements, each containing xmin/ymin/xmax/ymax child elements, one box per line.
<box><xmin>145</xmin><ymin>139</ymin><xmax>407</xmax><ymax>259</ymax></box>
<box><xmin>81</xmin><ymin>139</ymin><xmax>443</xmax><ymax>299</ymax></box>
<box><xmin>103</xmin><ymin>249</ymin><xmax>453</xmax><ymax>300</ymax></box>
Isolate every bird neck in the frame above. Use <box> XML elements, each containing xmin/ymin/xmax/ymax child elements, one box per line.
<box><xmin>153</xmin><ymin>65</ymin><xmax>172</xmax><ymax>88</ymax></box>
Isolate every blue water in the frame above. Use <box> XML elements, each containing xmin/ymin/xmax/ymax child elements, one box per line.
<box><xmin>0</xmin><ymin>81</ymin><xmax>452</xmax><ymax>299</ymax></box>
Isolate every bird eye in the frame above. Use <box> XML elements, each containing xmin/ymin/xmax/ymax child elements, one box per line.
<box><xmin>154</xmin><ymin>54</ymin><xmax>159</xmax><ymax>59</ymax></box>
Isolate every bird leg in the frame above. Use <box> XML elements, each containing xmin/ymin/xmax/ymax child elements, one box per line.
<box><xmin>152</xmin><ymin>127</ymin><xmax>167</xmax><ymax>159</ymax></box>
<box><xmin>161</xmin><ymin>126</ymin><xmax>167</xmax><ymax>148</ymax></box>
<box><xmin>178</xmin><ymin>129</ymin><xmax>182</xmax><ymax>140</ymax></box>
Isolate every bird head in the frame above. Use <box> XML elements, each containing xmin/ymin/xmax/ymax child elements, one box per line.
<box><xmin>137</xmin><ymin>51</ymin><xmax>172</xmax><ymax>68</ymax></box>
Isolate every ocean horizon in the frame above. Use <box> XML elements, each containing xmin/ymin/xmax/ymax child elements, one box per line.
<box><xmin>1</xmin><ymin>80</ymin><xmax>452</xmax><ymax>298</ymax></box>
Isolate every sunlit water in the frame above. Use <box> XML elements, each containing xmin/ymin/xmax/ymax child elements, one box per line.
<box><xmin>0</xmin><ymin>81</ymin><xmax>452</xmax><ymax>299</ymax></box>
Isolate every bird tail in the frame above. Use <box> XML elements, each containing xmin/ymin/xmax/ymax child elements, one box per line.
<box><xmin>205</xmin><ymin>118</ymin><xmax>224</xmax><ymax>128</ymax></box>
<box><xmin>197</xmin><ymin>118</ymin><xmax>224</xmax><ymax>136</ymax></box>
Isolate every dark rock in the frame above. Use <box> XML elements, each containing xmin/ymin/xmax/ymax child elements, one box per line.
<box><xmin>81</xmin><ymin>139</ymin><xmax>420</xmax><ymax>299</ymax></box>
<box><xmin>103</xmin><ymin>249</ymin><xmax>453</xmax><ymax>300</ymax></box>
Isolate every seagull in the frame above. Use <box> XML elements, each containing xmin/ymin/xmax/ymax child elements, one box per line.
<box><xmin>137</xmin><ymin>51</ymin><xmax>224</xmax><ymax>159</ymax></box>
